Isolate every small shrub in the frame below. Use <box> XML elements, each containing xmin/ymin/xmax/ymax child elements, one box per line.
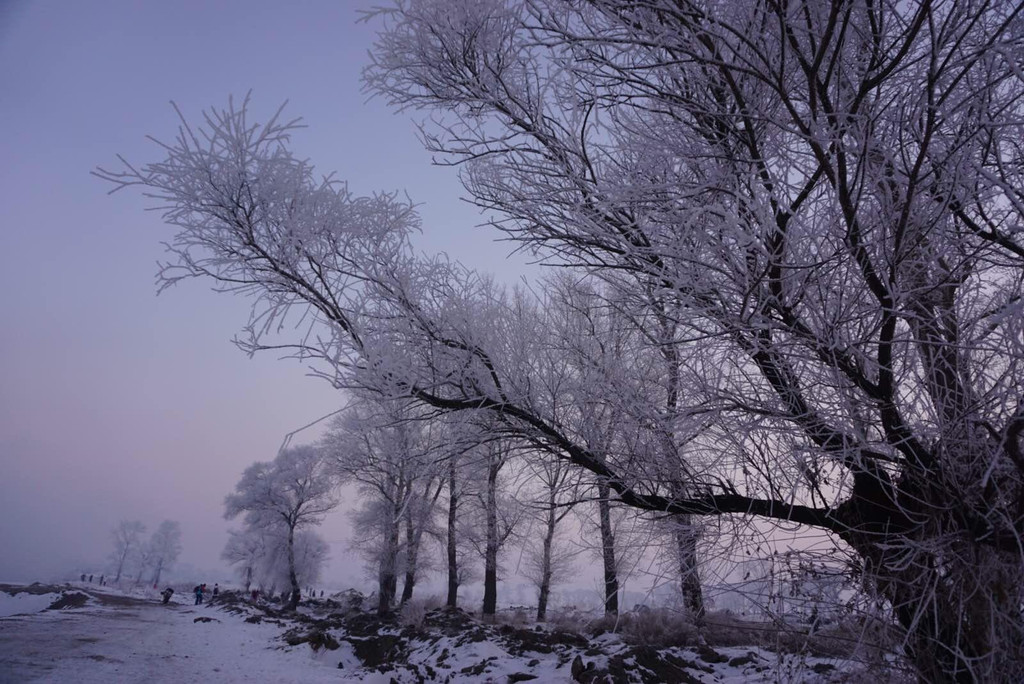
<box><xmin>547</xmin><ymin>608</ymin><xmax>590</xmax><ymax>635</ymax></box>
<box><xmin>420</xmin><ymin>594</ymin><xmax>444</xmax><ymax>611</ymax></box>
<box><xmin>499</xmin><ymin>607</ymin><xmax>531</xmax><ymax>628</ymax></box>
<box><xmin>400</xmin><ymin>599</ymin><xmax>429</xmax><ymax>628</ymax></box>
<box><xmin>617</xmin><ymin>608</ymin><xmax>699</xmax><ymax>648</ymax></box>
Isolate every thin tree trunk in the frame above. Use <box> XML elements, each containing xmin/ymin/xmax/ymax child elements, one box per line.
<box><xmin>482</xmin><ymin>457</ymin><xmax>499</xmax><ymax>617</ymax></box>
<box><xmin>114</xmin><ymin>552</ymin><xmax>126</xmax><ymax>584</ymax></box>
<box><xmin>378</xmin><ymin>510</ymin><xmax>401</xmax><ymax>615</ymax></box>
<box><xmin>152</xmin><ymin>562</ymin><xmax>163</xmax><ymax>588</ymax></box>
<box><xmin>597</xmin><ymin>481</ymin><xmax>619</xmax><ymax>616</ymax></box>
<box><xmin>244</xmin><ymin>565</ymin><xmax>252</xmax><ymax>593</ymax></box>
<box><xmin>286</xmin><ymin>525</ymin><xmax>300</xmax><ymax>610</ymax></box>
<box><xmin>446</xmin><ymin>459</ymin><xmax>459</xmax><ymax>609</ymax></box>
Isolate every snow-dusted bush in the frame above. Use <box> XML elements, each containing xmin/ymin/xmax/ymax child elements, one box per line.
<box><xmin>617</xmin><ymin>608</ymin><xmax>699</xmax><ymax>648</ymax></box>
<box><xmin>399</xmin><ymin>598</ymin><xmax>429</xmax><ymax>628</ymax></box>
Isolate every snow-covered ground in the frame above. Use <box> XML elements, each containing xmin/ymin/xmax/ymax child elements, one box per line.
<box><xmin>0</xmin><ymin>584</ymin><xmax>891</xmax><ymax>683</ymax></box>
<box><xmin>0</xmin><ymin>590</ymin><xmax>64</xmax><ymax>618</ymax></box>
<box><xmin>0</xmin><ymin>585</ymin><xmax>343</xmax><ymax>683</ymax></box>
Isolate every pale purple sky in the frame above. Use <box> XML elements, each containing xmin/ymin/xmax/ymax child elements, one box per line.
<box><xmin>0</xmin><ymin>0</ymin><xmax>530</xmax><ymax>585</ymax></box>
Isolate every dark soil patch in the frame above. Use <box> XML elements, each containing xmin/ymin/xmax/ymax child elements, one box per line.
<box><xmin>283</xmin><ymin>626</ymin><xmax>340</xmax><ymax>652</ymax></box>
<box><xmin>497</xmin><ymin>624</ymin><xmax>588</xmax><ymax>657</ymax></box>
<box><xmin>0</xmin><ymin>583</ymin><xmax>66</xmax><ymax>596</ymax></box>
<box><xmin>423</xmin><ymin>607</ymin><xmax>476</xmax><ymax>635</ymax></box>
<box><xmin>348</xmin><ymin>633</ymin><xmax>406</xmax><ymax>669</ymax></box>
<box><xmin>47</xmin><ymin>592</ymin><xmax>89</xmax><ymax>610</ymax></box>
<box><xmin>459</xmin><ymin>656</ymin><xmax>497</xmax><ymax>676</ymax></box>
<box><xmin>696</xmin><ymin>644</ymin><xmax>729</xmax><ymax>663</ymax></box>
<box><xmin>89</xmin><ymin>592</ymin><xmax>154</xmax><ymax>608</ymax></box>
<box><xmin>570</xmin><ymin>645</ymin><xmax>714</xmax><ymax>684</ymax></box>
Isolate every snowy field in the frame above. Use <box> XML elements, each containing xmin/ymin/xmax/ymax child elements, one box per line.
<box><xmin>0</xmin><ymin>583</ymin><xmax>890</xmax><ymax>683</ymax></box>
<box><xmin>0</xmin><ymin>584</ymin><xmax>343</xmax><ymax>683</ymax></box>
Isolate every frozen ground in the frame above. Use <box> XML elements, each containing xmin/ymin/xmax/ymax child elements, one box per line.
<box><xmin>0</xmin><ymin>584</ymin><xmax>888</xmax><ymax>683</ymax></box>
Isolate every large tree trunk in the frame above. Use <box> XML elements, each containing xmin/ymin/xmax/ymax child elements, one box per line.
<box><xmin>446</xmin><ymin>459</ymin><xmax>460</xmax><ymax>610</ymax></box>
<box><xmin>536</xmin><ymin>499</ymin><xmax>556</xmax><ymax>621</ymax></box>
<box><xmin>597</xmin><ymin>481</ymin><xmax>619</xmax><ymax>616</ymax></box>
<box><xmin>674</xmin><ymin>517</ymin><xmax>704</xmax><ymax>622</ymax></box>
<box><xmin>482</xmin><ymin>457</ymin><xmax>500</xmax><ymax>617</ymax></box>
<box><xmin>400</xmin><ymin>509</ymin><xmax>418</xmax><ymax>604</ymax></box>
<box><xmin>836</xmin><ymin>467</ymin><xmax>1022</xmax><ymax>684</ymax></box>
<box><xmin>286</xmin><ymin>525</ymin><xmax>300</xmax><ymax>610</ymax></box>
<box><xmin>660</xmin><ymin>315</ymin><xmax>704</xmax><ymax>622</ymax></box>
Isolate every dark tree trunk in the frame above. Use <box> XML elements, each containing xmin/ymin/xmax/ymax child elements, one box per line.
<box><xmin>536</xmin><ymin>501</ymin><xmax>556</xmax><ymax>621</ymax></box>
<box><xmin>400</xmin><ymin>511</ymin><xmax>418</xmax><ymax>604</ymax></box>
<box><xmin>400</xmin><ymin>571</ymin><xmax>415</xmax><ymax>604</ymax></box>
<box><xmin>597</xmin><ymin>481</ymin><xmax>619</xmax><ymax>616</ymax></box>
<box><xmin>152</xmin><ymin>562</ymin><xmax>163</xmax><ymax>588</ymax></box>
<box><xmin>378</xmin><ymin>512</ymin><xmax>401</xmax><ymax>615</ymax></box>
<box><xmin>674</xmin><ymin>517</ymin><xmax>704</xmax><ymax>622</ymax></box>
<box><xmin>446</xmin><ymin>458</ymin><xmax>460</xmax><ymax>609</ymax></box>
<box><xmin>244</xmin><ymin>565</ymin><xmax>252</xmax><ymax>593</ymax></box>
<box><xmin>286</xmin><ymin>525</ymin><xmax>300</xmax><ymax>610</ymax></box>
<box><xmin>482</xmin><ymin>457</ymin><xmax>500</xmax><ymax>617</ymax></box>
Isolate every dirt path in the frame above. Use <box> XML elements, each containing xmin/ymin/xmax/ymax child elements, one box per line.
<box><xmin>0</xmin><ymin>590</ymin><xmax>350</xmax><ymax>683</ymax></box>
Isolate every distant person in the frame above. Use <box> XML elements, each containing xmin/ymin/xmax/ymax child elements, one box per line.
<box><xmin>88</xmin><ymin>574</ymin><xmax>93</xmax><ymax>583</ymax></box>
<box><xmin>251</xmin><ymin>589</ymin><xmax>259</xmax><ymax>601</ymax></box>
<box><xmin>161</xmin><ymin>587</ymin><xmax>174</xmax><ymax>605</ymax></box>
<box><xmin>99</xmin><ymin>575</ymin><xmax>105</xmax><ymax>586</ymax></box>
<box><xmin>320</xmin><ymin>590</ymin><xmax>323</xmax><ymax>598</ymax></box>
<box><xmin>212</xmin><ymin>584</ymin><xmax>219</xmax><ymax>597</ymax></box>
<box><xmin>194</xmin><ymin>585</ymin><xmax>204</xmax><ymax>605</ymax></box>
<box><xmin>80</xmin><ymin>574</ymin><xmax>86</xmax><ymax>582</ymax></box>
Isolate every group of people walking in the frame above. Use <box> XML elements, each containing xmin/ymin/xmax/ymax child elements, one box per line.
<box><xmin>157</xmin><ymin>582</ymin><xmax>219</xmax><ymax>606</ymax></box>
<box><xmin>193</xmin><ymin>583</ymin><xmax>218</xmax><ymax>605</ymax></box>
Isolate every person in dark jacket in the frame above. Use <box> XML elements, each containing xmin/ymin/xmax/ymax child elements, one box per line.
<box><xmin>161</xmin><ymin>587</ymin><xmax>174</xmax><ymax>605</ymax></box>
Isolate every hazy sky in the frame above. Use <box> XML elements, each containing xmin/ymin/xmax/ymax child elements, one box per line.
<box><xmin>0</xmin><ymin>0</ymin><xmax>532</xmax><ymax>585</ymax></box>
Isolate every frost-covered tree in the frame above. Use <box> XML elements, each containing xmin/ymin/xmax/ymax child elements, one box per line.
<box><xmin>363</xmin><ymin>1</ymin><xmax>1024</xmax><ymax>678</ymax></box>
<box><xmin>222</xmin><ymin>526</ymin><xmax>267</xmax><ymax>592</ymax></box>
<box><xmin>98</xmin><ymin>0</ymin><xmax>1024</xmax><ymax>674</ymax></box>
<box><xmin>224</xmin><ymin>446</ymin><xmax>340</xmax><ymax>609</ymax></box>
<box><xmin>324</xmin><ymin>398</ymin><xmax>445</xmax><ymax>614</ymax></box>
<box><xmin>519</xmin><ymin>456</ymin><xmax>580</xmax><ymax>621</ymax></box>
<box><xmin>109</xmin><ymin>520</ymin><xmax>145</xmax><ymax>584</ymax></box>
<box><xmin>461</xmin><ymin>435</ymin><xmax>524</xmax><ymax>617</ymax></box>
<box><xmin>146</xmin><ymin>520</ymin><xmax>182</xmax><ymax>587</ymax></box>
<box><xmin>254</xmin><ymin>528</ymin><xmax>330</xmax><ymax>593</ymax></box>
